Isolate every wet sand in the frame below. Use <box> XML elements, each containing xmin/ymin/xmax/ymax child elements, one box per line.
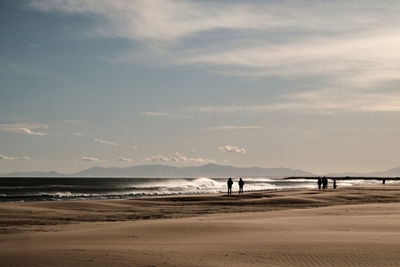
<box><xmin>1</xmin><ymin>185</ymin><xmax>400</xmax><ymax>266</ymax></box>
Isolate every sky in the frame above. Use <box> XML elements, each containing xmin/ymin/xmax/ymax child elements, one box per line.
<box><xmin>1</xmin><ymin>0</ymin><xmax>400</xmax><ymax>175</ymax></box>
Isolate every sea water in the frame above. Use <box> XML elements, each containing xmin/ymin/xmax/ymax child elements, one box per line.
<box><xmin>0</xmin><ymin>177</ymin><xmax>396</xmax><ymax>202</ymax></box>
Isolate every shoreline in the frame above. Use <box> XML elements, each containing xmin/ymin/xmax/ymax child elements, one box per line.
<box><xmin>0</xmin><ymin>186</ymin><xmax>312</xmax><ymax>203</ymax></box>
<box><xmin>1</xmin><ymin>185</ymin><xmax>400</xmax><ymax>231</ymax></box>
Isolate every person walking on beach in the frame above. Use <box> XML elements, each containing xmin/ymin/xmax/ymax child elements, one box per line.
<box><xmin>333</xmin><ymin>179</ymin><xmax>337</xmax><ymax>189</ymax></box>
<box><xmin>317</xmin><ymin>178</ymin><xmax>322</xmax><ymax>190</ymax></box>
<box><xmin>238</xmin><ymin>178</ymin><xmax>245</xmax><ymax>194</ymax></box>
<box><xmin>227</xmin><ymin>178</ymin><xmax>233</xmax><ymax>195</ymax></box>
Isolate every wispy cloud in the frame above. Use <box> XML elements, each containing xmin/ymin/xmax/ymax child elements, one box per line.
<box><xmin>29</xmin><ymin>0</ymin><xmax>283</xmax><ymax>43</ymax></box>
<box><xmin>183</xmin><ymin>141</ymin><xmax>197</xmax><ymax>153</ymax></box>
<box><xmin>175</xmin><ymin>152</ymin><xmax>215</xmax><ymax>163</ymax></box>
<box><xmin>146</xmin><ymin>153</ymin><xmax>215</xmax><ymax>163</ymax></box>
<box><xmin>182</xmin><ymin>33</ymin><xmax>400</xmax><ymax>88</ymax></box>
<box><xmin>0</xmin><ymin>154</ymin><xmax>30</xmax><ymax>160</ymax></box>
<box><xmin>30</xmin><ymin>1</ymin><xmax>396</xmax><ymax>45</ymax></box>
<box><xmin>218</xmin><ymin>145</ymin><xmax>247</xmax><ymax>154</ymax></box>
<box><xmin>0</xmin><ymin>123</ymin><xmax>49</xmax><ymax>136</ymax></box>
<box><xmin>140</xmin><ymin>112</ymin><xmax>172</xmax><ymax>117</ymax></box>
<box><xmin>81</xmin><ymin>156</ymin><xmax>102</xmax><ymax>162</ymax></box>
<box><xmin>18</xmin><ymin>128</ymin><xmax>47</xmax><ymax>136</ymax></box>
<box><xmin>146</xmin><ymin>154</ymin><xmax>174</xmax><ymax>162</ymax></box>
<box><xmin>29</xmin><ymin>0</ymin><xmax>400</xmax><ymax>113</ymax></box>
<box><xmin>208</xmin><ymin>125</ymin><xmax>264</xmax><ymax>131</ymax></box>
<box><xmin>29</xmin><ymin>43</ymin><xmax>40</xmax><ymax>48</ymax></box>
<box><xmin>28</xmin><ymin>1</ymin><xmax>400</xmax><ymax>83</ymax></box>
<box><xmin>118</xmin><ymin>157</ymin><xmax>133</xmax><ymax>162</ymax></box>
<box><xmin>1</xmin><ymin>62</ymin><xmax>61</xmax><ymax>79</ymax></box>
<box><xmin>93</xmin><ymin>138</ymin><xmax>118</xmax><ymax>146</ymax></box>
<box><xmin>140</xmin><ymin>111</ymin><xmax>191</xmax><ymax>119</ymax></box>
<box><xmin>188</xmin><ymin>90</ymin><xmax>400</xmax><ymax>114</ymax></box>
<box><xmin>64</xmin><ymin>119</ymin><xmax>85</xmax><ymax>123</ymax></box>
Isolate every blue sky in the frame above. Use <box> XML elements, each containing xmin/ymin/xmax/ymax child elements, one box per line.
<box><xmin>1</xmin><ymin>0</ymin><xmax>400</xmax><ymax>174</ymax></box>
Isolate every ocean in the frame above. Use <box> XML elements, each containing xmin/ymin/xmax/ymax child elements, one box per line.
<box><xmin>0</xmin><ymin>177</ymin><xmax>396</xmax><ymax>202</ymax></box>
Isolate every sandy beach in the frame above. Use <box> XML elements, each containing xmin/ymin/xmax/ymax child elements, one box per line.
<box><xmin>1</xmin><ymin>185</ymin><xmax>400</xmax><ymax>266</ymax></box>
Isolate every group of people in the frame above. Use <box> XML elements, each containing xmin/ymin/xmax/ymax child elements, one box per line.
<box><xmin>227</xmin><ymin>177</ymin><xmax>245</xmax><ymax>195</ymax></box>
<box><xmin>227</xmin><ymin>176</ymin><xmax>338</xmax><ymax>194</ymax></box>
<box><xmin>317</xmin><ymin>177</ymin><xmax>337</xmax><ymax>190</ymax></box>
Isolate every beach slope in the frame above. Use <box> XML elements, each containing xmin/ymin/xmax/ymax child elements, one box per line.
<box><xmin>1</xmin><ymin>186</ymin><xmax>400</xmax><ymax>266</ymax></box>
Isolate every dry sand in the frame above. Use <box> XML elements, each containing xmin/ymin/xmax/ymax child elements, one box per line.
<box><xmin>1</xmin><ymin>185</ymin><xmax>400</xmax><ymax>266</ymax></box>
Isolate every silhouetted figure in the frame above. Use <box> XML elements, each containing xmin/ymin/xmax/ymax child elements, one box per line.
<box><xmin>317</xmin><ymin>178</ymin><xmax>322</xmax><ymax>190</ymax></box>
<box><xmin>383</xmin><ymin>179</ymin><xmax>386</xmax><ymax>185</ymax></box>
<box><xmin>333</xmin><ymin>179</ymin><xmax>337</xmax><ymax>189</ymax></box>
<box><xmin>322</xmin><ymin>177</ymin><xmax>328</xmax><ymax>189</ymax></box>
<box><xmin>227</xmin><ymin>178</ymin><xmax>233</xmax><ymax>195</ymax></box>
<box><xmin>238</xmin><ymin>178</ymin><xmax>245</xmax><ymax>194</ymax></box>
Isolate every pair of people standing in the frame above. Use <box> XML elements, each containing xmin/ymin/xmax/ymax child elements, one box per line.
<box><xmin>227</xmin><ymin>177</ymin><xmax>245</xmax><ymax>195</ymax></box>
<box><xmin>317</xmin><ymin>177</ymin><xmax>333</xmax><ymax>190</ymax></box>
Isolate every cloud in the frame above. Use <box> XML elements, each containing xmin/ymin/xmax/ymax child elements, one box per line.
<box><xmin>28</xmin><ymin>1</ymin><xmax>400</xmax><ymax>81</ymax></box>
<box><xmin>0</xmin><ymin>123</ymin><xmax>49</xmax><ymax>136</ymax></box>
<box><xmin>181</xmin><ymin>33</ymin><xmax>400</xmax><ymax>88</ymax></box>
<box><xmin>118</xmin><ymin>157</ymin><xmax>133</xmax><ymax>162</ymax></box>
<box><xmin>93</xmin><ymin>138</ymin><xmax>118</xmax><ymax>146</ymax></box>
<box><xmin>0</xmin><ymin>154</ymin><xmax>30</xmax><ymax>160</ymax></box>
<box><xmin>208</xmin><ymin>125</ymin><xmax>264</xmax><ymax>131</ymax></box>
<box><xmin>1</xmin><ymin>62</ymin><xmax>61</xmax><ymax>79</ymax></box>
<box><xmin>29</xmin><ymin>43</ymin><xmax>39</xmax><ymax>48</ymax></box>
<box><xmin>28</xmin><ymin>0</ymin><xmax>281</xmax><ymax>43</ymax></box>
<box><xmin>64</xmin><ymin>120</ymin><xmax>85</xmax><ymax>123</ymax></box>
<box><xmin>183</xmin><ymin>141</ymin><xmax>197</xmax><ymax>153</ymax></box>
<box><xmin>175</xmin><ymin>152</ymin><xmax>214</xmax><ymax>163</ymax></box>
<box><xmin>140</xmin><ymin>111</ymin><xmax>191</xmax><ymax>119</ymax></box>
<box><xmin>30</xmin><ymin>1</ymin><xmax>395</xmax><ymax>45</ymax></box>
<box><xmin>218</xmin><ymin>145</ymin><xmax>247</xmax><ymax>154</ymax></box>
<box><xmin>140</xmin><ymin>112</ymin><xmax>172</xmax><ymax>117</ymax></box>
<box><xmin>81</xmin><ymin>156</ymin><xmax>102</xmax><ymax>162</ymax></box>
<box><xmin>18</xmin><ymin>128</ymin><xmax>47</xmax><ymax>136</ymax></box>
<box><xmin>285</xmin><ymin>90</ymin><xmax>400</xmax><ymax>113</ymax></box>
<box><xmin>146</xmin><ymin>153</ymin><xmax>215</xmax><ymax>163</ymax></box>
<box><xmin>146</xmin><ymin>154</ymin><xmax>171</xmax><ymax>162</ymax></box>
<box><xmin>188</xmin><ymin>89</ymin><xmax>400</xmax><ymax>114</ymax></box>
<box><xmin>29</xmin><ymin>0</ymin><xmax>400</xmax><ymax>114</ymax></box>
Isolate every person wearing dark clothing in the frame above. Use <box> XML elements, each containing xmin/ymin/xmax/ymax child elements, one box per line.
<box><xmin>317</xmin><ymin>178</ymin><xmax>322</xmax><ymax>190</ymax></box>
<box><xmin>333</xmin><ymin>179</ymin><xmax>337</xmax><ymax>189</ymax></box>
<box><xmin>322</xmin><ymin>177</ymin><xmax>328</xmax><ymax>189</ymax></box>
<box><xmin>238</xmin><ymin>178</ymin><xmax>245</xmax><ymax>194</ymax></box>
<box><xmin>227</xmin><ymin>178</ymin><xmax>233</xmax><ymax>195</ymax></box>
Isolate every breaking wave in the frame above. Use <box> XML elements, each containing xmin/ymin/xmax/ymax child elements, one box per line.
<box><xmin>1</xmin><ymin>177</ymin><xmax>396</xmax><ymax>202</ymax></box>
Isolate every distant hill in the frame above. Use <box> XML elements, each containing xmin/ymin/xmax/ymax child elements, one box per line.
<box><xmin>368</xmin><ymin>166</ymin><xmax>400</xmax><ymax>177</ymax></box>
<box><xmin>325</xmin><ymin>171</ymin><xmax>364</xmax><ymax>177</ymax></box>
<box><xmin>4</xmin><ymin>164</ymin><xmax>400</xmax><ymax>178</ymax></box>
<box><xmin>0</xmin><ymin>163</ymin><xmax>314</xmax><ymax>178</ymax></box>
<box><xmin>326</xmin><ymin>166</ymin><xmax>400</xmax><ymax>177</ymax></box>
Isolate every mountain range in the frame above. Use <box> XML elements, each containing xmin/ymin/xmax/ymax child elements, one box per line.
<box><xmin>326</xmin><ymin>166</ymin><xmax>400</xmax><ymax>177</ymax></box>
<box><xmin>2</xmin><ymin>163</ymin><xmax>400</xmax><ymax>178</ymax></box>
<box><xmin>0</xmin><ymin>163</ymin><xmax>314</xmax><ymax>178</ymax></box>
